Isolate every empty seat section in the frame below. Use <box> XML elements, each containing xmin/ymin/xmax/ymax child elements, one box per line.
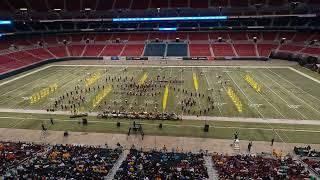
<box><xmin>168</xmin><ymin>33</ymin><xmax>188</xmax><ymax>40</ymax></box>
<box><xmin>257</xmin><ymin>44</ymin><xmax>278</xmax><ymax>57</ymax></box>
<box><xmin>143</xmin><ymin>44</ymin><xmax>166</xmax><ymax>56</ymax></box>
<box><xmin>247</xmin><ymin>32</ymin><xmax>262</xmax><ymax>40</ymax></box>
<box><xmin>189</xmin><ymin>44</ymin><xmax>212</xmax><ymax>57</ymax></box>
<box><xmin>171</xmin><ymin>0</ymin><xmax>189</xmax><ymax>7</ymax></box>
<box><xmin>302</xmin><ymin>48</ymin><xmax>320</xmax><ymax>55</ymax></box>
<box><xmin>209</xmin><ymin>32</ymin><xmax>229</xmax><ymax>41</ymax></box>
<box><xmin>229</xmin><ymin>32</ymin><xmax>248</xmax><ymax>40</ymax></box>
<box><xmin>47</xmin><ymin>46</ymin><xmax>68</xmax><ymax>57</ymax></box>
<box><xmin>131</xmin><ymin>0</ymin><xmax>150</xmax><ymax>9</ymax></box>
<box><xmin>9</xmin><ymin>51</ymin><xmax>41</xmax><ymax>63</ymax></box>
<box><xmin>233</xmin><ymin>44</ymin><xmax>256</xmax><ymax>56</ymax></box>
<box><xmin>70</xmin><ymin>34</ymin><xmax>83</xmax><ymax>42</ymax></box>
<box><xmin>0</xmin><ymin>40</ymin><xmax>12</xmax><ymax>50</ymax></box>
<box><xmin>43</xmin><ymin>36</ymin><xmax>58</xmax><ymax>44</ymax></box>
<box><xmin>114</xmin><ymin>0</ymin><xmax>131</xmax><ymax>9</ymax></box>
<box><xmin>262</xmin><ymin>32</ymin><xmax>277</xmax><ymax>41</ymax></box>
<box><xmin>68</xmin><ymin>45</ymin><xmax>85</xmax><ymax>56</ymax></box>
<box><xmin>279</xmin><ymin>45</ymin><xmax>304</xmax><ymax>52</ymax></box>
<box><xmin>95</xmin><ymin>34</ymin><xmax>112</xmax><ymax>41</ymax></box>
<box><xmin>278</xmin><ymin>32</ymin><xmax>295</xmax><ymax>41</ymax></box>
<box><xmin>190</xmin><ymin>0</ymin><xmax>208</xmax><ymax>8</ymax></box>
<box><xmin>83</xmin><ymin>45</ymin><xmax>105</xmax><ymax>56</ymax></box>
<box><xmin>100</xmin><ymin>45</ymin><xmax>124</xmax><ymax>56</ymax></box>
<box><xmin>0</xmin><ymin>55</ymin><xmax>13</xmax><ymax>65</ymax></box>
<box><xmin>26</xmin><ymin>48</ymin><xmax>54</xmax><ymax>59</ymax></box>
<box><xmin>0</xmin><ymin>60</ymin><xmax>28</xmax><ymax>70</ymax></box>
<box><xmin>189</xmin><ymin>32</ymin><xmax>209</xmax><ymax>41</ymax></box>
<box><xmin>211</xmin><ymin>44</ymin><xmax>235</xmax><ymax>56</ymax></box>
<box><xmin>292</xmin><ymin>33</ymin><xmax>313</xmax><ymax>42</ymax></box>
<box><xmin>121</xmin><ymin>44</ymin><xmax>145</xmax><ymax>56</ymax></box>
<box><xmin>149</xmin><ymin>33</ymin><xmax>168</xmax><ymax>41</ymax></box>
<box><xmin>111</xmin><ymin>33</ymin><xmax>130</xmax><ymax>41</ymax></box>
<box><xmin>129</xmin><ymin>34</ymin><xmax>149</xmax><ymax>41</ymax></box>
<box><xmin>166</xmin><ymin>44</ymin><xmax>188</xmax><ymax>56</ymax></box>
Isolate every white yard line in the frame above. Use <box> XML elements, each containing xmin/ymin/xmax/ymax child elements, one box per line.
<box><xmin>289</xmin><ymin>67</ymin><xmax>320</xmax><ymax>84</ymax></box>
<box><xmin>225</xmin><ymin>70</ymin><xmax>264</xmax><ymax>118</ymax></box>
<box><xmin>241</xmin><ymin>70</ymin><xmax>285</xmax><ymax>119</ymax></box>
<box><xmin>203</xmin><ymin>69</ymin><xmax>223</xmax><ymax>117</ymax></box>
<box><xmin>52</xmin><ymin>64</ymin><xmax>291</xmax><ymax>68</ymax></box>
<box><xmin>1</xmin><ymin>108</ymin><xmax>320</xmax><ymax>125</ymax></box>
<box><xmin>262</xmin><ymin>70</ymin><xmax>320</xmax><ymax>117</ymax></box>
<box><xmin>0</xmin><ymin>65</ymin><xmax>51</xmax><ymax>87</ymax></box>
<box><xmin>257</xmin><ymin>71</ymin><xmax>309</xmax><ymax>120</ymax></box>
<box><xmin>268</xmin><ymin>68</ymin><xmax>320</xmax><ymax>103</ymax></box>
<box><xmin>1</xmin><ymin>116</ymin><xmax>320</xmax><ymax>133</ymax></box>
<box><xmin>0</xmin><ymin>67</ymin><xmax>62</xmax><ymax>97</ymax></box>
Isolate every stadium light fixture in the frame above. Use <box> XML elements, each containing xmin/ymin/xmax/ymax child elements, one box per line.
<box><xmin>0</xmin><ymin>20</ymin><xmax>12</xmax><ymax>25</ymax></box>
<box><xmin>54</xmin><ymin>8</ymin><xmax>61</xmax><ymax>11</ymax></box>
<box><xmin>19</xmin><ymin>8</ymin><xmax>28</xmax><ymax>11</ymax></box>
<box><xmin>84</xmin><ymin>8</ymin><xmax>91</xmax><ymax>11</ymax></box>
<box><xmin>113</xmin><ymin>16</ymin><xmax>228</xmax><ymax>22</ymax></box>
<box><xmin>159</xmin><ymin>27</ymin><xmax>177</xmax><ymax>31</ymax></box>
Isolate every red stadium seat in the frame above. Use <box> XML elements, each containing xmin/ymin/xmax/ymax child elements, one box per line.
<box><xmin>233</xmin><ymin>44</ymin><xmax>257</xmax><ymax>56</ymax></box>
<box><xmin>279</xmin><ymin>44</ymin><xmax>304</xmax><ymax>52</ymax></box>
<box><xmin>148</xmin><ymin>33</ymin><xmax>168</xmax><ymax>41</ymax></box>
<box><xmin>211</xmin><ymin>44</ymin><xmax>235</xmax><ymax>56</ymax></box>
<box><xmin>167</xmin><ymin>33</ymin><xmax>188</xmax><ymax>40</ymax></box>
<box><xmin>99</xmin><ymin>44</ymin><xmax>124</xmax><ymax>56</ymax></box>
<box><xmin>26</xmin><ymin>48</ymin><xmax>54</xmax><ymax>60</ymax></box>
<box><xmin>67</xmin><ymin>45</ymin><xmax>85</xmax><ymax>56</ymax></box>
<box><xmin>189</xmin><ymin>44</ymin><xmax>212</xmax><ymax>57</ymax></box>
<box><xmin>128</xmin><ymin>34</ymin><xmax>149</xmax><ymax>41</ymax></box>
<box><xmin>302</xmin><ymin>47</ymin><xmax>320</xmax><ymax>55</ymax></box>
<box><xmin>82</xmin><ymin>45</ymin><xmax>105</xmax><ymax>56</ymax></box>
<box><xmin>257</xmin><ymin>44</ymin><xmax>278</xmax><ymax>57</ymax></box>
<box><xmin>47</xmin><ymin>46</ymin><xmax>68</xmax><ymax>57</ymax></box>
<box><xmin>95</xmin><ymin>34</ymin><xmax>112</xmax><ymax>42</ymax></box>
<box><xmin>121</xmin><ymin>44</ymin><xmax>145</xmax><ymax>56</ymax></box>
<box><xmin>262</xmin><ymin>32</ymin><xmax>277</xmax><ymax>41</ymax></box>
<box><xmin>229</xmin><ymin>32</ymin><xmax>248</xmax><ymax>41</ymax></box>
<box><xmin>189</xmin><ymin>32</ymin><xmax>209</xmax><ymax>41</ymax></box>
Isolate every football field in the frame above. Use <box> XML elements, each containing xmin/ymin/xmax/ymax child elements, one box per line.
<box><xmin>0</xmin><ymin>63</ymin><xmax>320</xmax><ymax>143</ymax></box>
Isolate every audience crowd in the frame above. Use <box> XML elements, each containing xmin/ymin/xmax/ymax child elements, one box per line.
<box><xmin>115</xmin><ymin>148</ymin><xmax>209</xmax><ymax>179</ymax></box>
<box><xmin>212</xmin><ymin>153</ymin><xmax>311</xmax><ymax>179</ymax></box>
<box><xmin>294</xmin><ymin>146</ymin><xmax>320</xmax><ymax>176</ymax></box>
<box><xmin>0</xmin><ymin>141</ymin><xmax>45</xmax><ymax>175</ymax></box>
<box><xmin>1</xmin><ymin>142</ymin><xmax>122</xmax><ymax>179</ymax></box>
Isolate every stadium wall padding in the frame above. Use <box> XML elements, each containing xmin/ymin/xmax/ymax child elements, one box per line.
<box><xmin>0</xmin><ymin>57</ymin><xmax>103</xmax><ymax>80</ymax></box>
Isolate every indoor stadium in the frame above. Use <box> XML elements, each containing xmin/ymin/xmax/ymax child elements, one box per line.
<box><xmin>0</xmin><ymin>0</ymin><xmax>320</xmax><ymax>179</ymax></box>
